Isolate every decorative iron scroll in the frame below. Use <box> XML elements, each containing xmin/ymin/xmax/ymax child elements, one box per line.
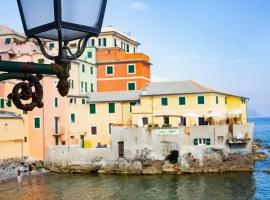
<box><xmin>0</xmin><ymin>73</ymin><xmax>43</xmax><ymax>111</ymax></box>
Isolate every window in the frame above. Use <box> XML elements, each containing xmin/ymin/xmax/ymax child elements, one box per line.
<box><xmin>216</xmin><ymin>96</ymin><xmax>219</xmax><ymax>104</ymax></box>
<box><xmin>6</xmin><ymin>99</ymin><xmax>12</xmax><ymax>107</ymax></box>
<box><xmin>91</xmin><ymin>83</ymin><xmax>94</xmax><ymax>92</ymax></box>
<box><xmin>194</xmin><ymin>138</ymin><xmax>210</xmax><ymax>146</ymax></box>
<box><xmin>38</xmin><ymin>59</ymin><xmax>44</xmax><ymax>64</ymax></box>
<box><xmin>87</xmin><ymin>52</ymin><xmax>92</xmax><ymax>58</ymax></box>
<box><xmin>225</xmin><ymin>97</ymin><xmax>228</xmax><ymax>104</ymax></box>
<box><xmin>91</xmin><ymin>39</ymin><xmax>95</xmax><ymax>46</ymax></box>
<box><xmin>114</xmin><ymin>39</ymin><xmax>117</xmax><ymax>47</ymax></box>
<box><xmin>126</xmin><ymin>44</ymin><xmax>130</xmax><ymax>52</ymax></box>
<box><xmin>89</xmin><ymin>104</ymin><xmax>96</xmax><ymax>114</ymax></box>
<box><xmin>69</xmin><ymin>79</ymin><xmax>74</xmax><ymax>89</ymax></box>
<box><xmin>82</xmin><ymin>64</ymin><xmax>85</xmax><ymax>73</ymax></box>
<box><xmin>129</xmin><ymin>102</ymin><xmax>136</xmax><ymax>112</ymax></box>
<box><xmin>109</xmin><ymin>123</ymin><xmax>113</xmax><ymax>134</ymax></box>
<box><xmin>70</xmin><ymin>113</ymin><xmax>75</xmax><ymax>123</ymax></box>
<box><xmin>133</xmin><ymin>47</ymin><xmax>136</xmax><ymax>53</ymax></box>
<box><xmin>164</xmin><ymin>116</ymin><xmax>170</xmax><ymax>125</ymax></box>
<box><xmin>24</xmin><ymin>137</ymin><xmax>27</xmax><ymax>143</ymax></box>
<box><xmin>103</xmin><ymin>38</ymin><xmax>107</xmax><ymax>46</ymax></box>
<box><xmin>85</xmin><ymin>82</ymin><xmax>88</xmax><ymax>93</ymax></box>
<box><xmin>161</xmin><ymin>97</ymin><xmax>168</xmax><ymax>106</ymax></box>
<box><xmin>82</xmin><ymin>98</ymin><xmax>86</xmax><ymax>104</ymax></box>
<box><xmin>108</xmin><ymin>103</ymin><xmax>115</xmax><ymax>113</ymax></box>
<box><xmin>198</xmin><ymin>96</ymin><xmax>205</xmax><ymax>105</ymax></box>
<box><xmin>5</xmin><ymin>38</ymin><xmax>11</xmax><ymax>44</ymax></box>
<box><xmin>34</xmin><ymin>117</ymin><xmax>41</xmax><ymax>128</ymax></box>
<box><xmin>0</xmin><ymin>99</ymin><xmax>4</xmax><ymax>108</ymax></box>
<box><xmin>54</xmin><ymin>97</ymin><xmax>58</xmax><ymax>107</ymax></box>
<box><xmin>91</xmin><ymin>126</ymin><xmax>97</xmax><ymax>135</ymax></box>
<box><xmin>128</xmin><ymin>64</ymin><xmax>135</xmax><ymax>74</ymax></box>
<box><xmin>241</xmin><ymin>98</ymin><xmax>246</xmax><ymax>104</ymax></box>
<box><xmin>128</xmin><ymin>82</ymin><xmax>136</xmax><ymax>91</ymax></box>
<box><xmin>179</xmin><ymin>97</ymin><xmax>186</xmax><ymax>105</ymax></box>
<box><xmin>142</xmin><ymin>117</ymin><xmax>148</xmax><ymax>125</ymax></box>
<box><xmin>106</xmin><ymin>66</ymin><xmax>114</xmax><ymax>75</ymax></box>
<box><xmin>90</xmin><ymin>67</ymin><xmax>93</xmax><ymax>75</ymax></box>
<box><xmin>81</xmin><ymin>82</ymin><xmax>84</xmax><ymax>91</ymax></box>
<box><xmin>98</xmin><ymin>38</ymin><xmax>102</xmax><ymax>46</ymax></box>
<box><xmin>49</xmin><ymin>43</ymin><xmax>54</xmax><ymax>49</ymax></box>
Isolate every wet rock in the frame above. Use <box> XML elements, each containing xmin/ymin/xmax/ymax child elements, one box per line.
<box><xmin>254</xmin><ymin>152</ymin><xmax>268</xmax><ymax>161</ymax></box>
<box><xmin>162</xmin><ymin>161</ymin><xmax>178</xmax><ymax>174</ymax></box>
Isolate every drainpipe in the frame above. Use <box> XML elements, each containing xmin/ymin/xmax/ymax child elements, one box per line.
<box><xmin>42</xmin><ymin>79</ymin><xmax>46</xmax><ymax>161</ymax></box>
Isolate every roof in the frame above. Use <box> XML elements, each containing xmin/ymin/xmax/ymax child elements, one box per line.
<box><xmin>0</xmin><ymin>111</ymin><xmax>23</xmax><ymax>119</ymax></box>
<box><xmin>101</xmin><ymin>26</ymin><xmax>140</xmax><ymax>45</ymax></box>
<box><xmin>88</xmin><ymin>90</ymin><xmax>141</xmax><ymax>103</ymax></box>
<box><xmin>141</xmin><ymin>80</ymin><xmax>245</xmax><ymax>98</ymax></box>
<box><xmin>0</xmin><ymin>24</ymin><xmax>26</xmax><ymax>39</ymax></box>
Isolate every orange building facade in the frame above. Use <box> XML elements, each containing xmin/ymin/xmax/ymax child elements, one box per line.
<box><xmin>97</xmin><ymin>48</ymin><xmax>151</xmax><ymax>92</ymax></box>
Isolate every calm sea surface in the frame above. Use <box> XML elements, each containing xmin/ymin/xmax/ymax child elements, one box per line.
<box><xmin>0</xmin><ymin>118</ymin><xmax>269</xmax><ymax>200</ymax></box>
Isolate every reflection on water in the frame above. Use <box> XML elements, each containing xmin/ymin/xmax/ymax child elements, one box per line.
<box><xmin>0</xmin><ymin>173</ymin><xmax>255</xmax><ymax>200</ymax></box>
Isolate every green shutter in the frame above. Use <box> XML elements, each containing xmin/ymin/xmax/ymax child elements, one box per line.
<box><xmin>161</xmin><ymin>97</ymin><xmax>168</xmax><ymax>106</ymax></box>
<box><xmin>198</xmin><ymin>96</ymin><xmax>205</xmax><ymax>104</ymax></box>
<box><xmin>216</xmin><ymin>96</ymin><xmax>219</xmax><ymax>104</ymax></box>
<box><xmin>179</xmin><ymin>97</ymin><xmax>186</xmax><ymax>105</ymax></box>
<box><xmin>71</xmin><ymin>113</ymin><xmax>75</xmax><ymax>123</ymax></box>
<box><xmin>194</xmin><ymin>139</ymin><xmax>198</xmax><ymax>146</ymax></box>
<box><xmin>54</xmin><ymin>97</ymin><xmax>58</xmax><ymax>107</ymax></box>
<box><xmin>90</xmin><ymin>67</ymin><xmax>93</xmax><ymax>75</ymax></box>
<box><xmin>128</xmin><ymin>83</ymin><xmax>136</xmax><ymax>91</ymax></box>
<box><xmin>38</xmin><ymin>59</ymin><xmax>44</xmax><ymax>64</ymax></box>
<box><xmin>206</xmin><ymin>138</ymin><xmax>211</xmax><ymax>145</ymax></box>
<box><xmin>49</xmin><ymin>43</ymin><xmax>54</xmax><ymax>49</ymax></box>
<box><xmin>128</xmin><ymin>65</ymin><xmax>135</xmax><ymax>73</ymax></box>
<box><xmin>87</xmin><ymin>52</ymin><xmax>92</xmax><ymax>58</ymax></box>
<box><xmin>103</xmin><ymin>38</ymin><xmax>107</xmax><ymax>46</ymax></box>
<box><xmin>89</xmin><ymin>104</ymin><xmax>96</xmax><ymax>114</ymax></box>
<box><xmin>6</xmin><ymin>99</ymin><xmax>12</xmax><ymax>107</ymax></box>
<box><xmin>34</xmin><ymin>118</ymin><xmax>40</xmax><ymax>128</ymax></box>
<box><xmin>5</xmin><ymin>38</ymin><xmax>11</xmax><ymax>44</ymax></box>
<box><xmin>82</xmin><ymin>64</ymin><xmax>85</xmax><ymax>72</ymax></box>
<box><xmin>0</xmin><ymin>99</ymin><xmax>4</xmax><ymax>108</ymax></box>
<box><xmin>109</xmin><ymin>103</ymin><xmax>115</xmax><ymax>113</ymax></box>
<box><xmin>91</xmin><ymin>39</ymin><xmax>95</xmax><ymax>46</ymax></box>
<box><xmin>225</xmin><ymin>97</ymin><xmax>227</xmax><ymax>104</ymax></box>
<box><xmin>106</xmin><ymin>66</ymin><xmax>113</xmax><ymax>75</ymax></box>
<box><xmin>82</xmin><ymin>99</ymin><xmax>86</xmax><ymax>104</ymax></box>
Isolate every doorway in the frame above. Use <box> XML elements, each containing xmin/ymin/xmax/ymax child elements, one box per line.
<box><xmin>118</xmin><ymin>141</ymin><xmax>124</xmax><ymax>157</ymax></box>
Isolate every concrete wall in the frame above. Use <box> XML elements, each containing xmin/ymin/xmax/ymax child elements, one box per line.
<box><xmin>47</xmin><ymin>145</ymin><xmax>115</xmax><ymax>163</ymax></box>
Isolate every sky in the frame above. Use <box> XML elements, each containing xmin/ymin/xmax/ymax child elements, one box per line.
<box><xmin>0</xmin><ymin>0</ymin><xmax>270</xmax><ymax>117</ymax></box>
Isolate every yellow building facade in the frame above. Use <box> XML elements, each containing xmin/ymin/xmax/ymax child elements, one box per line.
<box><xmin>86</xmin><ymin>81</ymin><xmax>248</xmax><ymax>148</ymax></box>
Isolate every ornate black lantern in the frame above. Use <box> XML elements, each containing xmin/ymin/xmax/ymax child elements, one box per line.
<box><xmin>17</xmin><ymin>0</ymin><xmax>107</xmax><ymax>62</ymax></box>
<box><xmin>0</xmin><ymin>0</ymin><xmax>107</xmax><ymax>111</ymax></box>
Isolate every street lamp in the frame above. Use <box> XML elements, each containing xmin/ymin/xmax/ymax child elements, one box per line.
<box><xmin>0</xmin><ymin>0</ymin><xmax>107</xmax><ymax>111</ymax></box>
<box><xmin>17</xmin><ymin>0</ymin><xmax>107</xmax><ymax>62</ymax></box>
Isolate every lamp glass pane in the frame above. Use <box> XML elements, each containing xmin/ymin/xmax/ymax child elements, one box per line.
<box><xmin>35</xmin><ymin>28</ymin><xmax>89</xmax><ymax>41</ymax></box>
<box><xmin>62</xmin><ymin>0</ymin><xmax>103</xmax><ymax>28</ymax></box>
<box><xmin>19</xmin><ymin>0</ymin><xmax>55</xmax><ymax>30</ymax></box>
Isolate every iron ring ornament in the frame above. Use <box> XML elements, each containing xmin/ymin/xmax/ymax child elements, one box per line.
<box><xmin>0</xmin><ymin>0</ymin><xmax>107</xmax><ymax>111</ymax></box>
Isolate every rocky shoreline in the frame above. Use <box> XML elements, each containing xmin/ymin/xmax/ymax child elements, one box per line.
<box><xmin>45</xmin><ymin>153</ymin><xmax>254</xmax><ymax>175</ymax></box>
<box><xmin>0</xmin><ymin>157</ymin><xmax>48</xmax><ymax>183</ymax></box>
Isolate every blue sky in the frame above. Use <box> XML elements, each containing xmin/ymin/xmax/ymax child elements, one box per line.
<box><xmin>0</xmin><ymin>0</ymin><xmax>270</xmax><ymax>117</ymax></box>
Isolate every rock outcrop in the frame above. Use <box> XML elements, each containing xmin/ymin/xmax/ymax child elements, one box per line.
<box><xmin>254</xmin><ymin>152</ymin><xmax>268</xmax><ymax>161</ymax></box>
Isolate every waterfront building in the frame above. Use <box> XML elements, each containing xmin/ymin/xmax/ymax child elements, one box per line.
<box><xmin>96</xmin><ymin>48</ymin><xmax>151</xmax><ymax>92</ymax></box>
<box><xmin>86</xmin><ymin>80</ymin><xmax>247</xmax><ymax>148</ymax></box>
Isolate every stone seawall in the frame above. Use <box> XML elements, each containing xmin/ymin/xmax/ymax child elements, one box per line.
<box><xmin>45</xmin><ymin>152</ymin><xmax>254</xmax><ymax>175</ymax></box>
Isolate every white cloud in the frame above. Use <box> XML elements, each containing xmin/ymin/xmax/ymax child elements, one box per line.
<box><xmin>232</xmin><ymin>58</ymin><xmax>255</xmax><ymax>64</ymax></box>
<box><xmin>130</xmin><ymin>2</ymin><xmax>147</xmax><ymax>10</ymax></box>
